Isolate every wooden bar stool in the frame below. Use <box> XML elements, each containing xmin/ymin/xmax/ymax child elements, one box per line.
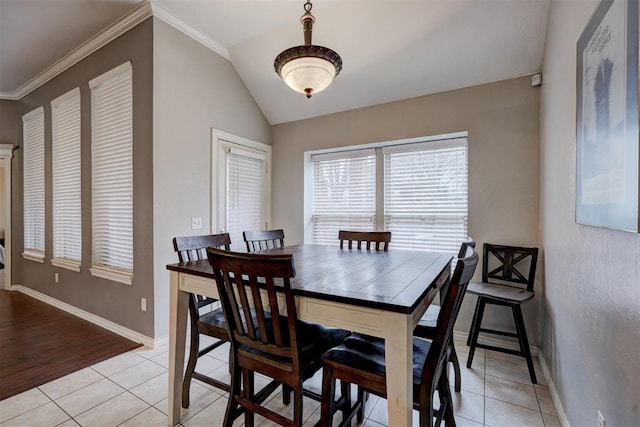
<box><xmin>466</xmin><ymin>243</ymin><xmax>539</xmax><ymax>383</ymax></box>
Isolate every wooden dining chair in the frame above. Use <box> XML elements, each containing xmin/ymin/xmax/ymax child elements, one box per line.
<box><xmin>243</xmin><ymin>229</ymin><xmax>285</xmax><ymax>252</ymax></box>
<box><xmin>207</xmin><ymin>248</ymin><xmax>350</xmax><ymax>427</ymax></box>
<box><xmin>338</xmin><ymin>230</ymin><xmax>391</xmax><ymax>251</ymax></box>
<box><xmin>414</xmin><ymin>237</ymin><xmax>476</xmax><ymax>392</ymax></box>
<box><xmin>320</xmin><ymin>245</ymin><xmax>479</xmax><ymax>427</ymax></box>
<box><xmin>172</xmin><ymin>233</ymin><xmax>232</xmax><ymax>408</ymax></box>
<box><xmin>466</xmin><ymin>243</ymin><xmax>539</xmax><ymax>383</ymax></box>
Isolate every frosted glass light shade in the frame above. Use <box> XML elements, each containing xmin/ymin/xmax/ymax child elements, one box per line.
<box><xmin>274</xmin><ymin>44</ymin><xmax>342</xmax><ymax>98</ymax></box>
<box><xmin>281</xmin><ymin>56</ymin><xmax>336</xmax><ymax>96</ymax></box>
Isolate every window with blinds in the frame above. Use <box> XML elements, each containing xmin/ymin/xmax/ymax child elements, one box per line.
<box><xmin>384</xmin><ymin>139</ymin><xmax>468</xmax><ymax>254</ymax></box>
<box><xmin>311</xmin><ymin>150</ymin><xmax>376</xmax><ymax>245</ymax></box>
<box><xmin>51</xmin><ymin>88</ymin><xmax>82</xmax><ymax>271</ymax></box>
<box><xmin>309</xmin><ymin>137</ymin><xmax>468</xmax><ymax>255</ymax></box>
<box><xmin>224</xmin><ymin>146</ymin><xmax>266</xmax><ymax>252</ymax></box>
<box><xmin>22</xmin><ymin>106</ymin><xmax>45</xmax><ymax>261</ymax></box>
<box><xmin>89</xmin><ymin>62</ymin><xmax>133</xmax><ymax>284</ymax></box>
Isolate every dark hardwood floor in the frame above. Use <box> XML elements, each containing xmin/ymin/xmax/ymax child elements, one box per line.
<box><xmin>0</xmin><ymin>289</ymin><xmax>141</xmax><ymax>401</ymax></box>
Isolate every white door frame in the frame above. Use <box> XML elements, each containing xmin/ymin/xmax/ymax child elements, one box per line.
<box><xmin>210</xmin><ymin>129</ymin><xmax>272</xmax><ymax>235</ymax></box>
<box><xmin>0</xmin><ymin>144</ymin><xmax>15</xmax><ymax>290</ymax></box>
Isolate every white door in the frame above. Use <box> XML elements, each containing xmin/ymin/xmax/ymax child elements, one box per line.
<box><xmin>214</xmin><ymin>134</ymin><xmax>271</xmax><ymax>252</ymax></box>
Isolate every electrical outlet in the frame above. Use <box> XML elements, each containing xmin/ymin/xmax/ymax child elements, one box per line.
<box><xmin>141</xmin><ymin>298</ymin><xmax>147</xmax><ymax>312</ymax></box>
<box><xmin>597</xmin><ymin>410</ymin><xmax>606</xmax><ymax>427</ymax></box>
<box><xmin>55</xmin><ymin>273</ymin><xmax>59</xmax><ymax>283</ymax></box>
<box><xmin>191</xmin><ymin>217</ymin><xmax>203</xmax><ymax>229</ymax></box>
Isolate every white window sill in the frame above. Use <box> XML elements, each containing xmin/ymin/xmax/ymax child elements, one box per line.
<box><xmin>51</xmin><ymin>258</ymin><xmax>81</xmax><ymax>272</ymax></box>
<box><xmin>23</xmin><ymin>252</ymin><xmax>45</xmax><ymax>263</ymax></box>
<box><xmin>90</xmin><ymin>265</ymin><xmax>133</xmax><ymax>285</ymax></box>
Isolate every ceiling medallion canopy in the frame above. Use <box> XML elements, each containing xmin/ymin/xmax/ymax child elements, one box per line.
<box><xmin>274</xmin><ymin>0</ymin><xmax>342</xmax><ymax>99</ymax></box>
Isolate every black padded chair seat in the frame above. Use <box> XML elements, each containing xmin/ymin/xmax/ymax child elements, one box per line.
<box><xmin>415</xmin><ymin>305</ymin><xmax>439</xmax><ymax>333</ymax></box>
<box><xmin>198</xmin><ymin>307</ymin><xmax>283</xmax><ymax>339</ymax></box>
<box><xmin>243</xmin><ymin>319</ymin><xmax>350</xmax><ymax>377</ymax></box>
<box><xmin>196</xmin><ymin>307</ymin><xmax>229</xmax><ymax>338</ymax></box>
<box><xmin>322</xmin><ymin>332</ymin><xmax>432</xmax><ymax>396</ymax></box>
<box><xmin>467</xmin><ymin>282</ymin><xmax>534</xmax><ymax>304</ymax></box>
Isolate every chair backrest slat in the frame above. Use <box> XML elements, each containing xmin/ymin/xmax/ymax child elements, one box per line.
<box><xmin>243</xmin><ymin>229</ymin><xmax>285</xmax><ymax>252</ymax></box>
<box><xmin>338</xmin><ymin>230</ymin><xmax>391</xmax><ymax>252</ymax></box>
<box><xmin>207</xmin><ymin>248</ymin><xmax>299</xmax><ymax>365</ymax></box>
<box><xmin>482</xmin><ymin>244</ymin><xmax>538</xmax><ymax>291</ymax></box>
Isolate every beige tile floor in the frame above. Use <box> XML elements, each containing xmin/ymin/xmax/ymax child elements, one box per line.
<box><xmin>0</xmin><ymin>335</ymin><xmax>560</xmax><ymax>427</ymax></box>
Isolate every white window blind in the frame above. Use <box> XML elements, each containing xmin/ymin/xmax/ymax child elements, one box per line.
<box><xmin>89</xmin><ymin>62</ymin><xmax>133</xmax><ymax>284</ymax></box>
<box><xmin>384</xmin><ymin>139</ymin><xmax>468</xmax><ymax>254</ymax></box>
<box><xmin>225</xmin><ymin>146</ymin><xmax>266</xmax><ymax>252</ymax></box>
<box><xmin>51</xmin><ymin>88</ymin><xmax>82</xmax><ymax>270</ymax></box>
<box><xmin>23</xmin><ymin>106</ymin><xmax>45</xmax><ymax>261</ymax></box>
<box><xmin>311</xmin><ymin>150</ymin><xmax>376</xmax><ymax>245</ymax></box>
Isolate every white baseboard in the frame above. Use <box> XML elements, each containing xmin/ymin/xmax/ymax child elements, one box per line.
<box><xmin>453</xmin><ymin>330</ymin><xmax>570</xmax><ymax>427</ymax></box>
<box><xmin>10</xmin><ymin>285</ymin><xmax>155</xmax><ymax>348</ymax></box>
<box><xmin>538</xmin><ymin>352</ymin><xmax>571</xmax><ymax>427</ymax></box>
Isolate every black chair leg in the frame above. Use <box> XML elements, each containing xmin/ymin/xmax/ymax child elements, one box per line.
<box><xmin>339</xmin><ymin>380</ymin><xmax>352</xmax><ymax>422</ymax></box>
<box><xmin>243</xmin><ymin>369</ymin><xmax>255</xmax><ymax>427</ymax></box>
<box><xmin>356</xmin><ymin>388</ymin><xmax>367</xmax><ymax>423</ymax></box>
<box><xmin>449</xmin><ymin>340</ymin><xmax>462</xmax><ymax>392</ymax></box>
<box><xmin>437</xmin><ymin>373</ymin><xmax>455</xmax><ymax>427</ymax></box>
<box><xmin>467</xmin><ymin>296</ymin><xmax>483</xmax><ymax>346</ymax></box>
<box><xmin>223</xmin><ymin>355</ymin><xmax>242</xmax><ymax>427</ymax></box>
<box><xmin>293</xmin><ymin>381</ymin><xmax>304</xmax><ymax>426</ymax></box>
<box><xmin>182</xmin><ymin>328</ymin><xmax>200</xmax><ymax>408</ymax></box>
<box><xmin>512</xmin><ymin>305</ymin><xmax>537</xmax><ymax>384</ymax></box>
<box><xmin>282</xmin><ymin>384</ymin><xmax>292</xmax><ymax>405</ymax></box>
<box><xmin>466</xmin><ymin>299</ymin><xmax>486</xmax><ymax>369</ymax></box>
<box><xmin>320</xmin><ymin>366</ymin><xmax>335</xmax><ymax>427</ymax></box>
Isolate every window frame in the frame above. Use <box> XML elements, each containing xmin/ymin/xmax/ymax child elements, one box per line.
<box><xmin>88</xmin><ymin>62</ymin><xmax>133</xmax><ymax>285</ymax></box>
<box><xmin>305</xmin><ymin>132</ymin><xmax>468</xmax><ymax>253</ymax></box>
<box><xmin>383</xmin><ymin>138</ymin><xmax>468</xmax><ymax>253</ymax></box>
<box><xmin>310</xmin><ymin>148</ymin><xmax>377</xmax><ymax>245</ymax></box>
<box><xmin>50</xmin><ymin>87</ymin><xmax>82</xmax><ymax>272</ymax></box>
<box><xmin>22</xmin><ymin>106</ymin><xmax>46</xmax><ymax>263</ymax></box>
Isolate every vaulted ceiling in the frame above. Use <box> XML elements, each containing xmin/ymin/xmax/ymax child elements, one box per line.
<box><xmin>0</xmin><ymin>0</ymin><xmax>551</xmax><ymax>124</ymax></box>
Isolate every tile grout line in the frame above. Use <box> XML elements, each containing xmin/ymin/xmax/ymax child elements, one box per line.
<box><xmin>39</xmin><ymin>385</ymin><xmax>77</xmax><ymax>426</ymax></box>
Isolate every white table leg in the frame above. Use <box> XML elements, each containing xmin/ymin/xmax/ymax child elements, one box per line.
<box><xmin>168</xmin><ymin>271</ymin><xmax>188</xmax><ymax>426</ymax></box>
<box><xmin>382</xmin><ymin>311</ymin><xmax>413</xmax><ymax>426</ymax></box>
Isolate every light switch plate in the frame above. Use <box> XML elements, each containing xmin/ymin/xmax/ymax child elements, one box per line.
<box><xmin>191</xmin><ymin>217</ymin><xmax>203</xmax><ymax>229</ymax></box>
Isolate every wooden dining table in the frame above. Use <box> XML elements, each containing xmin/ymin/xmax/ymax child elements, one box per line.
<box><xmin>166</xmin><ymin>244</ymin><xmax>451</xmax><ymax>426</ymax></box>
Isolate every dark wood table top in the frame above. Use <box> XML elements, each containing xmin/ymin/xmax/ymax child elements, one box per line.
<box><xmin>167</xmin><ymin>244</ymin><xmax>452</xmax><ymax>314</ymax></box>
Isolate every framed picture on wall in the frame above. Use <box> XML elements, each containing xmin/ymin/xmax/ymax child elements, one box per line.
<box><xmin>576</xmin><ymin>0</ymin><xmax>639</xmax><ymax>232</ymax></box>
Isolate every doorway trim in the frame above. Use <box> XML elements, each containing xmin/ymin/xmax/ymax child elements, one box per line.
<box><xmin>0</xmin><ymin>144</ymin><xmax>14</xmax><ymax>290</ymax></box>
<box><xmin>210</xmin><ymin>129</ymin><xmax>271</xmax><ymax>236</ymax></box>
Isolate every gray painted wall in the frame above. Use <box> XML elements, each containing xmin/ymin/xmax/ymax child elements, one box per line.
<box><xmin>271</xmin><ymin>76</ymin><xmax>541</xmax><ymax>343</ymax></box>
<box><xmin>152</xmin><ymin>18</ymin><xmax>271</xmax><ymax>338</ymax></box>
<box><xmin>13</xmin><ymin>19</ymin><xmax>155</xmax><ymax>337</ymax></box>
<box><xmin>540</xmin><ymin>1</ymin><xmax>640</xmax><ymax>426</ymax></box>
<box><xmin>0</xmin><ymin>100</ymin><xmax>19</xmax><ymax>144</ymax></box>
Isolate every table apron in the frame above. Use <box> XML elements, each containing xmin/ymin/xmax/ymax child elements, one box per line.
<box><xmin>178</xmin><ymin>272</ymin><xmax>446</xmax><ymax>338</ymax></box>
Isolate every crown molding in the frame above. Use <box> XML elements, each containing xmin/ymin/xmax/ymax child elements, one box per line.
<box><xmin>0</xmin><ymin>0</ymin><xmax>232</xmax><ymax>101</ymax></box>
<box><xmin>0</xmin><ymin>92</ymin><xmax>18</xmax><ymax>101</ymax></box>
<box><xmin>150</xmin><ymin>1</ymin><xmax>230</xmax><ymax>60</ymax></box>
<box><xmin>0</xmin><ymin>1</ymin><xmax>153</xmax><ymax>101</ymax></box>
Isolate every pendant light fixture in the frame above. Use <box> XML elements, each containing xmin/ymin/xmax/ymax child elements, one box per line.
<box><xmin>274</xmin><ymin>0</ymin><xmax>342</xmax><ymax>99</ymax></box>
